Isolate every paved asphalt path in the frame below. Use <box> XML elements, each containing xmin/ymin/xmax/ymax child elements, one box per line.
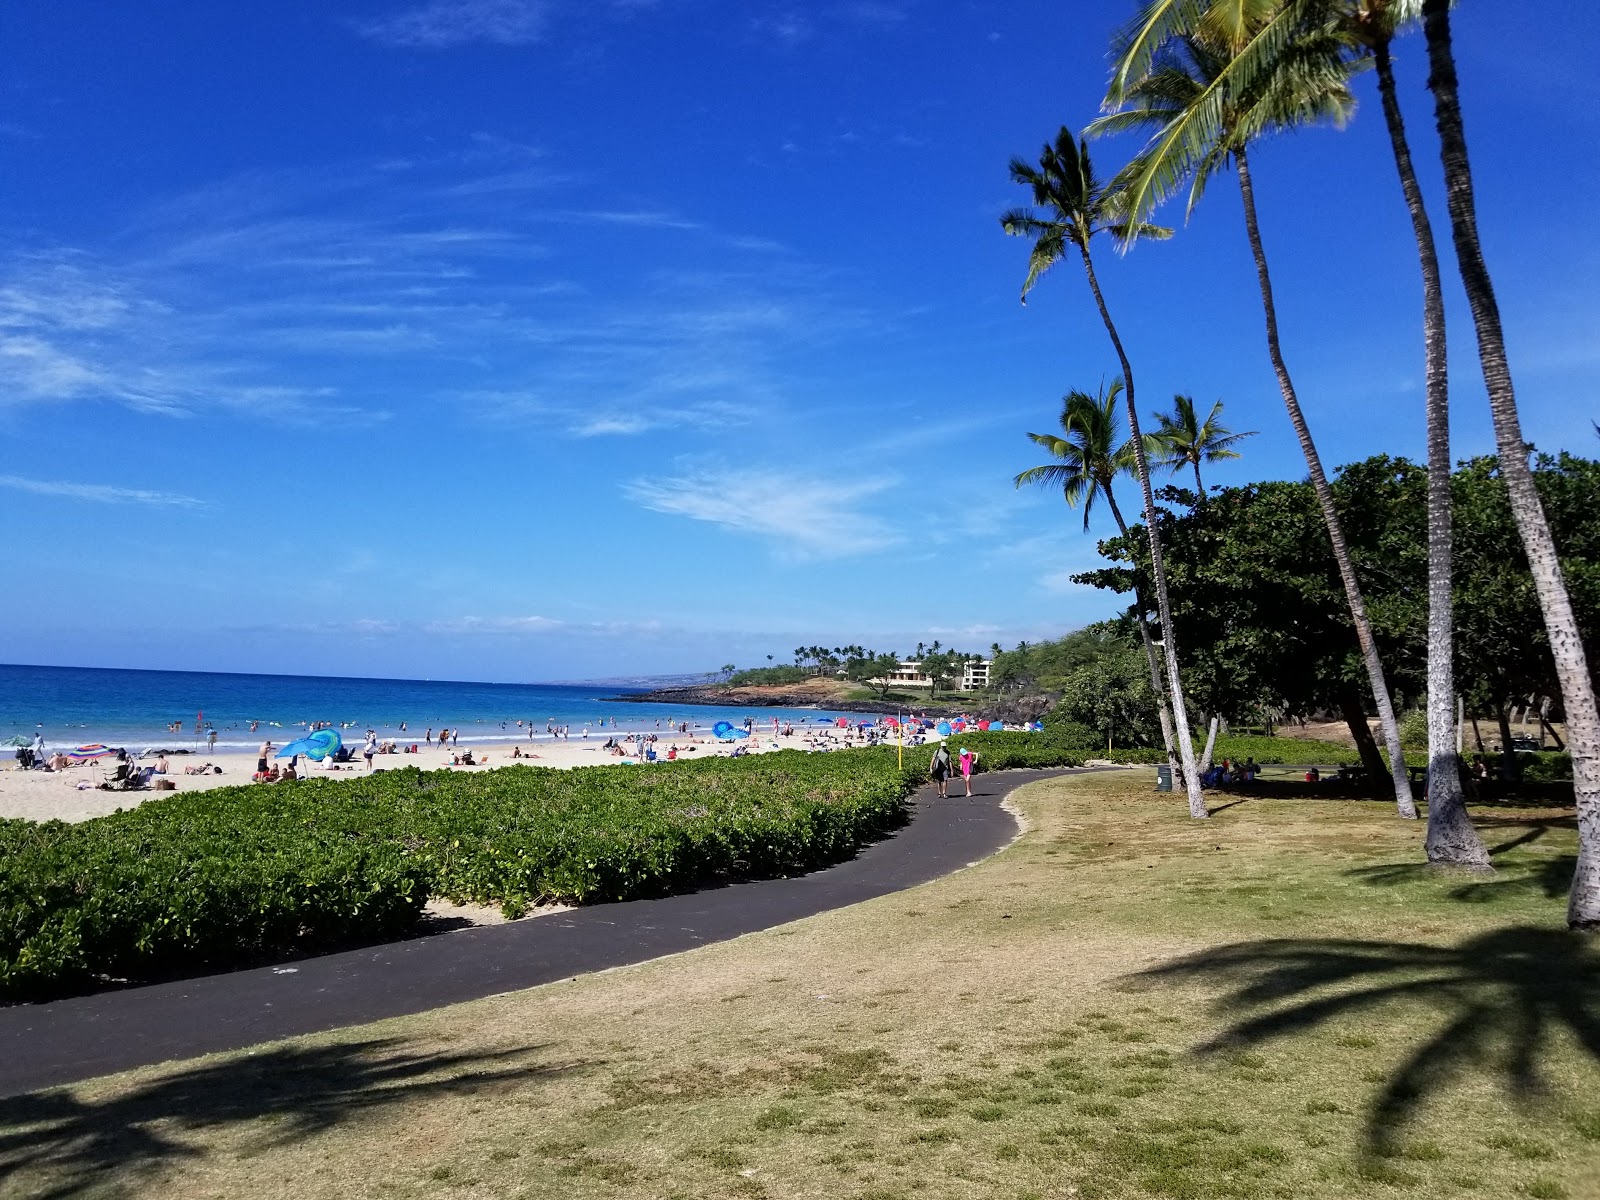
<box><xmin>0</xmin><ymin>767</ymin><xmax>1098</xmax><ymax>1098</ymax></box>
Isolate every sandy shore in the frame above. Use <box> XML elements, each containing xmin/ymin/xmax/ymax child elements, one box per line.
<box><xmin>0</xmin><ymin>724</ymin><xmax>925</xmax><ymax>823</ymax></box>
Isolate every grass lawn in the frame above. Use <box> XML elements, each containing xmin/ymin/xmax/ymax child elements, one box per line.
<box><xmin>4</xmin><ymin>770</ymin><xmax>1597</xmax><ymax>1199</ymax></box>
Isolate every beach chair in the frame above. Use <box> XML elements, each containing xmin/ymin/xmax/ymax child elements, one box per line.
<box><xmin>99</xmin><ymin>760</ymin><xmax>137</xmax><ymax>790</ymax></box>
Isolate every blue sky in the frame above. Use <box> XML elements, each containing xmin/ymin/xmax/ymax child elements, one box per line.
<box><xmin>1</xmin><ymin>1</ymin><xmax>1596</xmax><ymax>683</ymax></box>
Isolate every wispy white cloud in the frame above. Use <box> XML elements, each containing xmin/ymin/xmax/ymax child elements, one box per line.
<box><xmin>750</xmin><ymin>2</ymin><xmax>907</xmax><ymax>47</ymax></box>
<box><xmin>625</xmin><ymin>467</ymin><xmax>900</xmax><ymax>559</ymax></box>
<box><xmin>0</xmin><ymin>141</ymin><xmax>871</xmax><ymax>435</ymax></box>
<box><xmin>752</xmin><ymin>11</ymin><xmax>813</xmax><ymax>46</ymax></box>
<box><xmin>354</xmin><ymin>0</ymin><xmax>548</xmax><ymax>47</ymax></box>
<box><xmin>0</xmin><ymin>474</ymin><xmax>203</xmax><ymax>507</ymax></box>
<box><xmin>832</xmin><ymin>2</ymin><xmax>907</xmax><ymax>27</ymax></box>
<box><xmin>424</xmin><ymin>614</ymin><xmax>564</xmax><ymax>635</ymax></box>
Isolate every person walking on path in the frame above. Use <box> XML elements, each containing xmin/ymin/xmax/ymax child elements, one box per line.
<box><xmin>930</xmin><ymin>742</ymin><xmax>952</xmax><ymax>798</ymax></box>
<box><xmin>363</xmin><ymin>730</ymin><xmax>377</xmax><ymax>771</ymax></box>
<box><xmin>959</xmin><ymin>747</ymin><xmax>977</xmax><ymax>797</ymax></box>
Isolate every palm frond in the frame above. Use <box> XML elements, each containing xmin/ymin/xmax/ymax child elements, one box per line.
<box><xmin>1105</xmin><ymin>0</ymin><xmax>1216</xmax><ymax>106</ymax></box>
<box><xmin>998</xmin><ymin>208</ymin><xmax>1054</xmax><ymax>239</ymax></box>
<box><xmin>1106</xmin><ymin>220</ymin><xmax>1176</xmax><ymax>246</ymax></box>
<box><xmin>1013</xmin><ymin>462</ymin><xmax>1074</xmax><ymax>490</ymax></box>
<box><xmin>1019</xmin><ymin>229</ymin><xmax>1066</xmax><ymax>303</ymax></box>
<box><xmin>1098</xmin><ymin>12</ymin><xmax>1367</xmax><ymax>226</ymax></box>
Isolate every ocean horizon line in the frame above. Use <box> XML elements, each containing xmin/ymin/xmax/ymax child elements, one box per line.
<box><xmin>0</xmin><ymin>661</ymin><xmax>704</xmax><ymax>692</ymax></box>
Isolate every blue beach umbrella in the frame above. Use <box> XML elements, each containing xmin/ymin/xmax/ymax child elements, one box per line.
<box><xmin>935</xmin><ymin>721</ymin><xmax>953</xmax><ymax>738</ymax></box>
<box><xmin>712</xmin><ymin>721</ymin><xmax>748</xmax><ymax>740</ymax></box>
<box><xmin>278</xmin><ymin>729</ymin><xmax>342</xmax><ymax>761</ymax></box>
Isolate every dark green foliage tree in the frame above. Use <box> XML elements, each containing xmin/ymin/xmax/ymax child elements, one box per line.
<box><xmin>921</xmin><ymin>651</ymin><xmax>956</xmax><ymax>699</ymax></box>
<box><xmin>992</xmin><ymin>622</ymin><xmax>1146</xmax><ymax>695</ymax></box>
<box><xmin>1052</xmin><ymin>635</ymin><xmax>1160</xmax><ymax>751</ymax></box>
<box><xmin>1453</xmin><ymin>454</ymin><xmax>1600</xmax><ymax>757</ymax></box>
<box><xmin>848</xmin><ymin>651</ymin><xmax>905</xmax><ymax>700</ymax></box>
<box><xmin>1073</xmin><ymin>454</ymin><xmax>1599</xmax><ymax>781</ymax></box>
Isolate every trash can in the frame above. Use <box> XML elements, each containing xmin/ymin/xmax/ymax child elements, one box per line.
<box><xmin>1156</xmin><ymin>765</ymin><xmax>1173</xmax><ymax>792</ymax></box>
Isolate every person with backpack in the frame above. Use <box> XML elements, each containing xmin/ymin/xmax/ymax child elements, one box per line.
<box><xmin>929</xmin><ymin>742</ymin><xmax>952</xmax><ymax>797</ymax></box>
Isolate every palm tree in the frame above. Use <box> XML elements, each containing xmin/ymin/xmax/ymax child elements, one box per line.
<box><xmin>1015</xmin><ymin>380</ymin><xmax>1181</xmax><ymax>768</ymax></box>
<box><xmin>1002</xmin><ymin>128</ymin><xmax>1207</xmax><ymax>818</ymax></box>
<box><xmin>1420</xmin><ymin>0</ymin><xmax>1600</xmax><ymax>924</ymax></box>
<box><xmin>1354</xmin><ymin>0</ymin><xmax>1486</xmax><ymax>865</ymax></box>
<box><xmin>1102</xmin><ymin>0</ymin><xmax>1480</xmax><ymax>857</ymax></box>
<box><xmin>1095</xmin><ymin>27</ymin><xmax>1418</xmax><ymax>821</ymax></box>
<box><xmin>1150</xmin><ymin>394</ymin><xmax>1255</xmax><ymax>494</ymax></box>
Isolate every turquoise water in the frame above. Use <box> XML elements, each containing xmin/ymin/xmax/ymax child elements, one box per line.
<box><xmin>0</xmin><ymin>664</ymin><xmax>866</xmax><ymax>754</ymax></box>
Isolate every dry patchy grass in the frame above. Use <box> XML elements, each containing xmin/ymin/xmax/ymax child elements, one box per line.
<box><xmin>2</xmin><ymin>772</ymin><xmax>1597</xmax><ymax>1200</ymax></box>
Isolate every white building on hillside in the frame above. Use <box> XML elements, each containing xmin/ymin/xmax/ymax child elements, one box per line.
<box><xmin>872</xmin><ymin>658</ymin><xmax>993</xmax><ymax>693</ymax></box>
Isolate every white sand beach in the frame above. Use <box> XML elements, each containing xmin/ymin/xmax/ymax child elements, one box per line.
<box><xmin>0</xmin><ymin>722</ymin><xmax>926</xmax><ymax>823</ymax></box>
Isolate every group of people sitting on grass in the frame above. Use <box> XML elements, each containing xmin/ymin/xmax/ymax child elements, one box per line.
<box><xmin>1201</xmin><ymin>757</ymin><xmax>1261</xmax><ymax>787</ymax></box>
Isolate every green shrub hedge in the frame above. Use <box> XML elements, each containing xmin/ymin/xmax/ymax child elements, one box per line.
<box><xmin>0</xmin><ymin>727</ymin><xmax>1404</xmax><ymax>1001</ymax></box>
<box><xmin>0</xmin><ymin>752</ymin><xmax>912</xmax><ymax>1001</ymax></box>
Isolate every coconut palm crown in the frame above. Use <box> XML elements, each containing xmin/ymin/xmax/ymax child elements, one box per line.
<box><xmin>1151</xmin><ymin>395</ymin><xmax>1255</xmax><ymax>493</ymax></box>
<box><xmin>999</xmin><ymin>129</ymin><xmax>1171</xmax><ymax>302</ymax></box>
<box><xmin>1014</xmin><ymin>380</ymin><xmax>1142</xmax><ymax>530</ymax></box>
<box><xmin>1090</xmin><ymin>25</ymin><xmax>1358</xmax><ymax>226</ymax></box>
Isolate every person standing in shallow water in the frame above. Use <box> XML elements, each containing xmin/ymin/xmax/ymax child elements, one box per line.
<box><xmin>929</xmin><ymin>742</ymin><xmax>952</xmax><ymax>797</ymax></box>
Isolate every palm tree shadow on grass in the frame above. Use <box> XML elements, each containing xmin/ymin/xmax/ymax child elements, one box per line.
<box><xmin>1348</xmin><ymin>815</ymin><xmax>1577</xmax><ymax>902</ymax></box>
<box><xmin>0</xmin><ymin>1038</ymin><xmax>589</xmax><ymax>1199</ymax></box>
<box><xmin>1131</xmin><ymin>927</ymin><xmax>1600</xmax><ymax>1155</ymax></box>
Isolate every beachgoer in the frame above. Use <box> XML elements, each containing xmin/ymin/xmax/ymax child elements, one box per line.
<box><xmin>959</xmin><ymin>747</ymin><xmax>976</xmax><ymax>796</ymax></box>
<box><xmin>930</xmin><ymin>743</ymin><xmax>952</xmax><ymax>797</ymax></box>
<box><xmin>257</xmin><ymin>739</ymin><xmax>273</xmax><ymax>776</ymax></box>
<box><xmin>451</xmin><ymin>729</ymin><xmax>459</xmax><ymax>747</ymax></box>
<box><xmin>155</xmin><ymin>754</ymin><xmax>169</xmax><ymax>774</ymax></box>
<box><xmin>364</xmin><ymin>730</ymin><xmax>377</xmax><ymax>770</ymax></box>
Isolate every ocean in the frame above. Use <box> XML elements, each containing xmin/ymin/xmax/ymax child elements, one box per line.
<box><xmin>0</xmin><ymin>664</ymin><xmax>867</xmax><ymax>754</ymax></box>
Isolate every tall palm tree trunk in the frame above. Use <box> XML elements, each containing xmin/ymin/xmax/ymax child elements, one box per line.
<box><xmin>1234</xmin><ymin>144</ymin><xmax>1417</xmax><ymax>820</ymax></box>
<box><xmin>1423</xmin><ymin>0</ymin><xmax>1600</xmax><ymax>924</ymax></box>
<box><xmin>1103</xmin><ymin>490</ymin><xmax>1181</xmax><ymax>773</ymax></box>
<box><xmin>1192</xmin><ymin>460</ymin><xmax>1205</xmax><ymax>497</ymax></box>
<box><xmin>1080</xmin><ymin>247</ymin><xmax>1207</xmax><ymax>818</ymax></box>
<box><xmin>1373</xmin><ymin>37</ymin><xmax>1489</xmax><ymax>866</ymax></box>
